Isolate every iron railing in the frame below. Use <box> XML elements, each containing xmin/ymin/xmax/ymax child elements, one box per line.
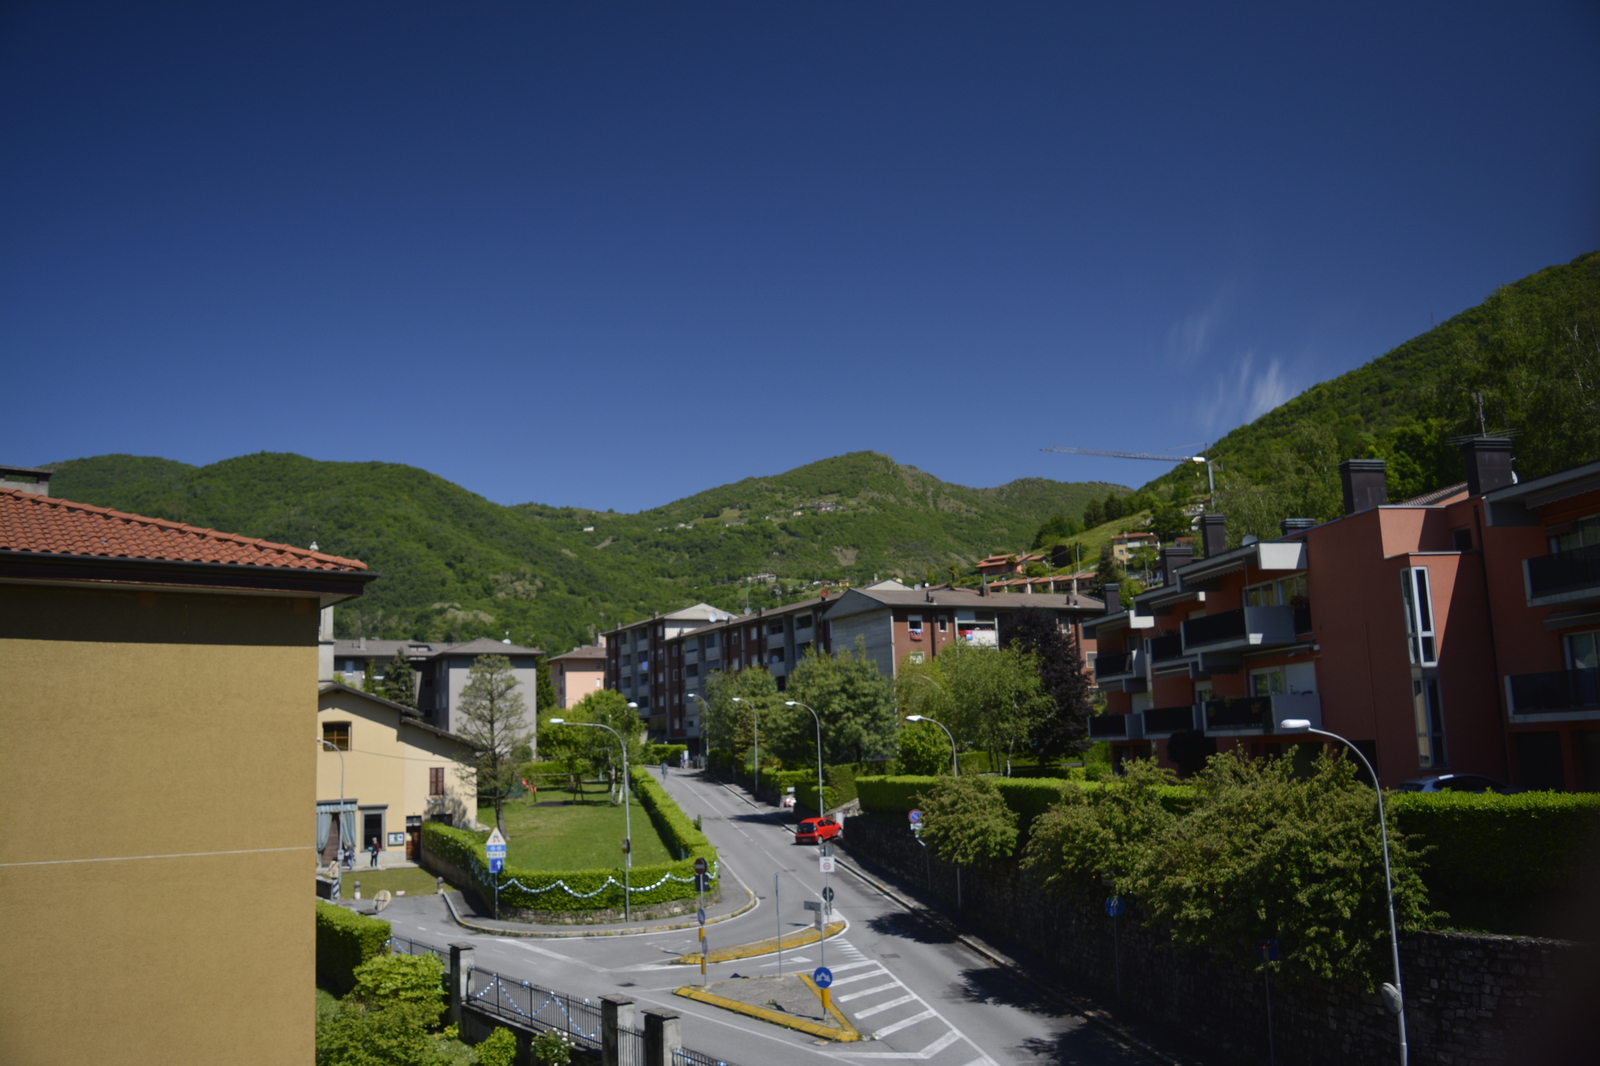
<box><xmin>1148</xmin><ymin>633</ymin><xmax>1185</xmax><ymax>663</ymax></box>
<box><xmin>1527</xmin><ymin>543</ymin><xmax>1600</xmax><ymax>599</ymax></box>
<box><xmin>1143</xmin><ymin>704</ymin><xmax>1197</xmax><ymax>735</ymax></box>
<box><xmin>1203</xmin><ymin>695</ymin><xmax>1274</xmax><ymax>731</ymax></box>
<box><xmin>1088</xmin><ymin>714</ymin><xmax>1135</xmax><ymax>739</ymax></box>
<box><xmin>1094</xmin><ymin>650</ymin><xmax>1132</xmax><ymax>678</ymax></box>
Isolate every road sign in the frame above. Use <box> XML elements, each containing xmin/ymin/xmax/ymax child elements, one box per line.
<box><xmin>693</xmin><ymin>857</ymin><xmax>708</xmax><ymax>875</ymax></box>
<box><xmin>697</xmin><ymin>908</ymin><xmax>706</xmax><ymax>925</ymax></box>
<box><xmin>489</xmin><ymin>857</ymin><xmax>504</xmax><ymax>874</ymax></box>
<box><xmin>819</xmin><ymin>855</ymin><xmax>836</xmax><ymax>874</ymax></box>
<box><xmin>1105</xmin><ymin>896</ymin><xmax>1125</xmax><ymax>917</ymax></box>
<box><xmin>803</xmin><ymin>899</ymin><xmax>822</xmax><ymax>912</ymax></box>
<box><xmin>812</xmin><ymin>966</ymin><xmax>833</xmax><ymax>989</ymax></box>
<box><xmin>486</xmin><ymin>828</ymin><xmax>507</xmax><ymax>858</ymax></box>
<box><xmin>1257</xmin><ymin>939</ymin><xmax>1279</xmax><ymax>963</ymax></box>
<box><xmin>821</xmin><ymin>886</ymin><xmax>834</xmax><ymax>903</ymax></box>
<box><xmin>908</xmin><ymin>809</ymin><xmax>922</xmax><ymax>824</ymax></box>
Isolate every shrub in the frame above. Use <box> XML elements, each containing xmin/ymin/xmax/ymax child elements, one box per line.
<box><xmin>476</xmin><ymin>1027</ymin><xmax>518</xmax><ymax>1066</ymax></box>
<box><xmin>316</xmin><ymin>901</ymin><xmax>391</xmax><ymax>996</ymax></box>
<box><xmin>914</xmin><ymin>776</ymin><xmax>1019</xmax><ymax>865</ymax></box>
<box><xmin>530</xmin><ymin>1027</ymin><xmax>574</xmax><ymax>1066</ymax></box>
<box><xmin>316</xmin><ymin>952</ymin><xmax>463</xmax><ymax>1066</ymax></box>
<box><xmin>858</xmin><ymin>775</ymin><xmax>942</xmax><ymax>816</ymax></box>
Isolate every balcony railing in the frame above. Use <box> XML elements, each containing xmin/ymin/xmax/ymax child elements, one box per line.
<box><xmin>1182</xmin><ymin>606</ymin><xmax>1298</xmax><ymax>653</ymax></box>
<box><xmin>1148</xmin><ymin>633</ymin><xmax>1186</xmax><ymax>663</ymax></box>
<box><xmin>1202</xmin><ymin>692</ymin><xmax>1321</xmax><ymax>734</ymax></box>
<box><xmin>1507</xmin><ymin>668</ymin><xmax>1600</xmax><ymax>719</ymax></box>
<box><xmin>1088</xmin><ymin>713</ymin><xmax>1143</xmax><ymax>741</ymax></box>
<box><xmin>1143</xmin><ymin>704</ymin><xmax>1199</xmax><ymax>736</ymax></box>
<box><xmin>1095</xmin><ymin>650</ymin><xmax>1132</xmax><ymax>677</ymax></box>
<box><xmin>1526</xmin><ymin>544</ymin><xmax>1600</xmax><ymax>603</ymax></box>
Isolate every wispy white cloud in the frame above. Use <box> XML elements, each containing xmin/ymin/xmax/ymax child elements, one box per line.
<box><xmin>1200</xmin><ymin>350</ymin><xmax>1297</xmax><ymax>433</ymax></box>
<box><xmin>1165</xmin><ymin>283</ymin><xmax>1237</xmax><ymax>366</ymax></box>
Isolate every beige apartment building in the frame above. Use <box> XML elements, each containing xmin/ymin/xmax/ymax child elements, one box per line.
<box><xmin>0</xmin><ymin>485</ymin><xmax>373</xmax><ymax>1065</ymax></box>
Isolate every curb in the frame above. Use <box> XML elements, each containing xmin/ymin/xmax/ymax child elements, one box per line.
<box><xmin>673</xmin><ymin>982</ymin><xmax>860</xmax><ymax>1043</ymax></box>
<box><xmin>674</xmin><ymin>920</ymin><xmax>847</xmax><ymax>964</ymax></box>
<box><xmin>441</xmin><ymin>875</ymin><xmax>760</xmax><ymax>939</ymax></box>
<box><xmin>833</xmin><ymin>855</ymin><xmax>1182</xmax><ymax>1066</ymax></box>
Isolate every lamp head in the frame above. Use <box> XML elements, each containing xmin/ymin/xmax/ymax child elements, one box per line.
<box><xmin>549</xmin><ymin>718</ymin><xmax>565</xmax><ymax>724</ymax></box>
<box><xmin>906</xmin><ymin>714</ymin><xmax>926</xmax><ymax>722</ymax></box>
<box><xmin>626</xmin><ymin>702</ymin><xmax>638</xmax><ymax>709</ymax></box>
<box><xmin>784</xmin><ymin>701</ymin><xmax>797</xmax><ymax>707</ymax></box>
<box><xmin>731</xmin><ymin>696</ymin><xmax>744</xmax><ymax>703</ymax></box>
<box><xmin>1280</xmin><ymin>719</ymin><xmax>1312</xmax><ymax>731</ymax></box>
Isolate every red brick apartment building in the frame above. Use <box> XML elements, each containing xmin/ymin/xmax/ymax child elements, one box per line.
<box><xmin>606</xmin><ymin>580</ymin><xmax>1104</xmax><ymax>753</ymax></box>
<box><xmin>1086</xmin><ymin>440</ymin><xmax>1600</xmax><ymax>790</ymax></box>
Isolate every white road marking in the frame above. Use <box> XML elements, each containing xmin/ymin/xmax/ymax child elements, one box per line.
<box><xmin>838</xmin><ymin>981</ymin><xmax>900</xmax><ymax>1002</ymax></box>
<box><xmin>826</xmin><ymin>960</ymin><xmax>884</xmax><ymax>974</ymax></box>
<box><xmin>854</xmin><ymin>994</ymin><xmax>918</xmax><ymax>1018</ymax></box>
<box><xmin>829</xmin><ymin>968</ymin><xmax>890</xmax><ymax>987</ymax></box>
<box><xmin>836</xmin><ymin>1029</ymin><xmax>965</xmax><ymax>1059</ymax></box>
<box><xmin>871</xmin><ymin>1008</ymin><xmax>937</xmax><ymax>1038</ymax></box>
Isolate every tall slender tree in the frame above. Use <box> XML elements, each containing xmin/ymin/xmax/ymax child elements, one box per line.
<box><xmin>1000</xmin><ymin>606</ymin><xmax>1094</xmax><ymax>760</ymax></box>
<box><xmin>381</xmin><ymin>652</ymin><xmax>417</xmax><ymax>709</ymax></box>
<box><xmin>453</xmin><ymin>655</ymin><xmax>530</xmax><ymax>836</ymax></box>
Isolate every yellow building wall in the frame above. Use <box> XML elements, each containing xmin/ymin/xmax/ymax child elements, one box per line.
<box><xmin>0</xmin><ymin>583</ymin><xmax>319</xmax><ymax>1066</ymax></box>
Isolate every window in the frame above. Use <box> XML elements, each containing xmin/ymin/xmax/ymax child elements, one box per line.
<box><xmin>672</xmin><ymin>668</ymin><xmax>680</xmax><ymax>681</ymax></box>
<box><xmin>686</xmin><ymin>663</ymin><xmax>699</xmax><ymax>677</ymax></box>
<box><xmin>1550</xmin><ymin>514</ymin><xmax>1600</xmax><ymax>554</ymax></box>
<box><xmin>1250</xmin><ymin>669</ymin><xmax>1285</xmax><ymax>697</ymax></box>
<box><xmin>769</xmin><ymin>648</ymin><xmax>785</xmax><ymax>664</ymax></box>
<box><xmin>1400</xmin><ymin>567</ymin><xmax>1437</xmax><ymax>666</ymax></box>
<box><xmin>1566</xmin><ymin>630</ymin><xmax>1600</xmax><ymax>671</ymax></box>
<box><xmin>1452</xmin><ymin>528</ymin><xmax>1473</xmax><ymax>551</ymax></box>
<box><xmin>937</xmin><ymin>616</ymin><xmax>948</xmax><ymax>633</ymax></box>
<box><xmin>908</xmin><ymin>614</ymin><xmax>923</xmax><ymax>639</ymax></box>
<box><xmin>429</xmin><ymin>767</ymin><xmax>444</xmax><ymax>796</ymax></box>
<box><xmin>796</xmin><ymin>614</ymin><xmax>812</xmax><ymax>630</ymax></box>
<box><xmin>705</xmin><ymin>634</ymin><xmax>718</xmax><ymax>649</ymax></box>
<box><xmin>1244</xmin><ymin>582</ymin><xmax>1278</xmax><ymax>607</ymax></box>
<box><xmin>1278</xmin><ymin>573</ymin><xmax>1307</xmax><ymax>604</ymax></box>
<box><xmin>1413</xmin><ymin>677</ymin><xmax>1447</xmax><ymax>768</ymax></box>
<box><xmin>322</xmin><ymin>722</ymin><xmax>350</xmax><ymax>751</ymax></box>
<box><xmin>748</xmin><ymin>626</ymin><xmax>759</xmax><ymax>640</ymax></box>
<box><xmin>769</xmin><ymin>620</ymin><xmax>785</xmax><ymax>635</ymax></box>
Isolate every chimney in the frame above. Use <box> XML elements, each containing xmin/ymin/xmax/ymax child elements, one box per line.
<box><xmin>1102</xmin><ymin>582</ymin><xmax>1119</xmax><ymax>614</ymax></box>
<box><xmin>1279</xmin><ymin>517</ymin><xmax>1317</xmax><ymax>537</ymax></box>
<box><xmin>1199</xmin><ymin>514</ymin><xmax>1227</xmax><ymax>558</ymax></box>
<box><xmin>1339</xmin><ymin>459</ymin><xmax>1388</xmax><ymax>515</ymax></box>
<box><xmin>1460</xmin><ymin>438</ymin><xmax>1514</xmax><ymax>496</ymax></box>
<box><xmin>1159</xmin><ymin>545</ymin><xmax>1193</xmax><ymax>586</ymax></box>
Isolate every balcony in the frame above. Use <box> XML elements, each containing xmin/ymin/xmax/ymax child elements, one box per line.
<box><xmin>1088</xmin><ymin>713</ymin><xmax>1144</xmax><ymax>741</ymax></box>
<box><xmin>1525</xmin><ymin>544</ymin><xmax>1600</xmax><ymax>607</ymax></box>
<box><xmin>1506</xmin><ymin>668</ymin><xmax>1600</xmax><ymax>722</ymax></box>
<box><xmin>1202</xmin><ymin>692</ymin><xmax>1321</xmax><ymax>735</ymax></box>
<box><xmin>1142</xmin><ymin>704</ymin><xmax>1201</xmax><ymax>738</ymax></box>
<box><xmin>1182</xmin><ymin>606</ymin><xmax>1299</xmax><ymax>654</ymax></box>
<box><xmin>1093</xmin><ymin>648</ymin><xmax>1147</xmax><ymax>692</ymax></box>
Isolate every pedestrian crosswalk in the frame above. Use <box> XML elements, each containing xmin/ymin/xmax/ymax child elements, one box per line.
<box><xmin>825</xmin><ymin>941</ymin><xmax>997</xmax><ymax>1066</ymax></box>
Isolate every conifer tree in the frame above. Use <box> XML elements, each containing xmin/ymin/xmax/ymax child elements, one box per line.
<box><xmin>381</xmin><ymin>652</ymin><xmax>417</xmax><ymax>709</ymax></box>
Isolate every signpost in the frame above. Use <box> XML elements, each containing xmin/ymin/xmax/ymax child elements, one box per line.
<box><xmin>813</xmin><ymin>965</ymin><xmax>834</xmax><ymax>1015</ymax></box>
<box><xmin>694</xmin><ymin>857</ymin><xmax>709</xmax><ymax>985</ymax></box>
<box><xmin>1258</xmin><ymin>939</ymin><xmax>1280</xmax><ymax>1066</ymax></box>
<box><xmin>1105</xmin><ymin>896</ymin><xmax>1124</xmax><ymax>999</ymax></box>
<box><xmin>486</xmin><ymin>829</ymin><xmax>507</xmax><ymax>919</ymax></box>
<box><xmin>774</xmin><ymin>873</ymin><xmax>782</xmax><ymax>977</ymax></box>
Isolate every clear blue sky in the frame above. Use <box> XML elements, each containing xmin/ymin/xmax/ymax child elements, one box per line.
<box><xmin>4</xmin><ymin>2</ymin><xmax>1596</xmax><ymax>513</ymax></box>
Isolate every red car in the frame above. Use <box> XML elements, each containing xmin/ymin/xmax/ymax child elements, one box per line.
<box><xmin>794</xmin><ymin>817</ymin><xmax>842</xmax><ymax>845</ymax></box>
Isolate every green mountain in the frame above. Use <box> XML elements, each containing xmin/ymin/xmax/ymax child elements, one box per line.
<box><xmin>1145</xmin><ymin>250</ymin><xmax>1600</xmax><ymax>533</ymax></box>
<box><xmin>39</xmin><ymin>451</ymin><xmax>1122</xmax><ymax>652</ymax></box>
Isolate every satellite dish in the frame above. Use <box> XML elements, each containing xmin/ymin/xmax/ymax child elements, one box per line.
<box><xmin>1241</xmin><ymin>535</ymin><xmax>1259</xmax><ymax>545</ymax></box>
<box><xmin>374</xmin><ymin>889</ymin><xmax>393</xmax><ymax>912</ymax></box>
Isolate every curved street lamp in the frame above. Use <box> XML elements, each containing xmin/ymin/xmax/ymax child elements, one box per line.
<box><xmin>783</xmin><ymin>701</ymin><xmax>826</xmax><ymax>817</ymax></box>
<box><xmin>905</xmin><ymin>714</ymin><xmax>959</xmax><ymax>777</ymax></box>
<box><xmin>731</xmin><ymin>696</ymin><xmax>759</xmax><ymax>798</ymax></box>
<box><xmin>550</xmin><ymin>717</ymin><xmax>634</xmax><ymax>922</ymax></box>
<box><xmin>1281</xmin><ymin>719</ymin><xmax>1407</xmax><ymax>1065</ymax></box>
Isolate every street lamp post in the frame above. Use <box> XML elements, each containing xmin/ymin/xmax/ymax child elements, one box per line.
<box><xmin>1281</xmin><ymin>719</ymin><xmax>1407</xmax><ymax>1065</ymax></box>
<box><xmin>731</xmin><ymin>697</ymin><xmax>759</xmax><ymax>799</ymax></box>
<box><xmin>904</xmin><ymin>714</ymin><xmax>962</xmax><ymax>909</ymax></box>
<box><xmin>550</xmin><ymin>717</ymin><xmax>634</xmax><ymax>922</ymax></box>
<box><xmin>783</xmin><ymin>701</ymin><xmax>825</xmax><ymax>817</ymax></box>
<box><xmin>905</xmin><ymin>714</ymin><xmax>959</xmax><ymax>777</ymax></box>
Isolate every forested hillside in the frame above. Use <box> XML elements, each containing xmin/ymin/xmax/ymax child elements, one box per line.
<box><xmin>40</xmin><ymin>451</ymin><xmax>1121</xmax><ymax>652</ymax></box>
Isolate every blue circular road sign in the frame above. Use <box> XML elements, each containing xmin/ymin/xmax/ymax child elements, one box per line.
<box><xmin>1105</xmin><ymin>896</ymin><xmax>1124</xmax><ymax>917</ymax></box>
<box><xmin>908</xmin><ymin>809</ymin><xmax>922</xmax><ymax>824</ymax></box>
<box><xmin>813</xmin><ymin>966</ymin><xmax>833</xmax><ymax>988</ymax></box>
<box><xmin>697</xmin><ymin>908</ymin><xmax>706</xmax><ymax>925</ymax></box>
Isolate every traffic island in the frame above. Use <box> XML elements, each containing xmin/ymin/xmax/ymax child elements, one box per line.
<box><xmin>674</xmin><ymin>975</ymin><xmax>860</xmax><ymax>1042</ymax></box>
<box><xmin>673</xmin><ymin>920</ymin><xmax>846</xmax><ymax>965</ymax></box>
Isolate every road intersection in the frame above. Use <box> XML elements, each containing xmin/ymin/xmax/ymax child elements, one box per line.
<box><xmin>378</xmin><ymin>768</ymin><xmax>1156</xmax><ymax>1065</ymax></box>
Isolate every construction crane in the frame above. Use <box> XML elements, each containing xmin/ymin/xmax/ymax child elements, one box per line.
<box><xmin>1042</xmin><ymin>445</ymin><xmax>1216</xmax><ymax>496</ymax></box>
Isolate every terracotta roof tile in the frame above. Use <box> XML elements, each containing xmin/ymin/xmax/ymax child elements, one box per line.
<box><xmin>0</xmin><ymin>488</ymin><xmax>368</xmax><ymax>572</ymax></box>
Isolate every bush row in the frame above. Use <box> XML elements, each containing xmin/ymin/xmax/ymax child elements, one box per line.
<box><xmin>641</xmin><ymin>743</ymin><xmax>688</xmax><ymax>765</ymax></box>
<box><xmin>315</xmin><ymin>901</ymin><xmax>390</xmax><ymax>996</ymax></box>
<box><xmin>421</xmin><ymin>785</ymin><xmax>718</xmax><ymax>914</ymax></box>
<box><xmin>857</xmin><ymin>774</ymin><xmax>1198</xmax><ymax>827</ymax></box>
<box><xmin>1390</xmin><ymin>790</ymin><xmax>1600</xmax><ymax>897</ymax></box>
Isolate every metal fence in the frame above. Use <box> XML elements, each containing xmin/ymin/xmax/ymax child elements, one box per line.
<box><xmin>673</xmin><ymin>1048</ymin><xmax>741</xmax><ymax>1066</ymax></box>
<box><xmin>387</xmin><ymin>934</ymin><xmax>448</xmax><ymax>961</ymax></box>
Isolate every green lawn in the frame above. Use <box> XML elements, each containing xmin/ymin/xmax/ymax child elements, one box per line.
<box><xmin>478</xmin><ymin>782</ymin><xmax>674</xmax><ymax>870</ymax></box>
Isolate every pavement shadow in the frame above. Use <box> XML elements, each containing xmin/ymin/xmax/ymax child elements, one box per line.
<box><xmin>956</xmin><ymin>965</ymin><xmax>1065</xmax><ymax>1017</ymax></box>
<box><xmin>1016</xmin><ymin>1026</ymin><xmax>1155</xmax><ymax>1066</ymax></box>
<box><xmin>863</xmin><ymin>910</ymin><xmax>957</xmax><ymax>945</ymax></box>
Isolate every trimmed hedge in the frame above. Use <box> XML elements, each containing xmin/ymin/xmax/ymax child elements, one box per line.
<box><xmin>421</xmin><ymin>773</ymin><xmax>718</xmax><ymax>914</ymax></box>
<box><xmin>857</xmin><ymin>774</ymin><xmax>1198</xmax><ymax>828</ymax></box>
<box><xmin>641</xmin><ymin>743</ymin><xmax>688</xmax><ymax>765</ymax></box>
<box><xmin>1391</xmin><ymin>790</ymin><xmax>1600</xmax><ymax>896</ymax></box>
<box><xmin>316</xmin><ymin>901</ymin><xmax>390</xmax><ymax>996</ymax></box>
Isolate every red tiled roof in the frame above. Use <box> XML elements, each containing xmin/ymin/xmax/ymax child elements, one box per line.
<box><xmin>0</xmin><ymin>489</ymin><xmax>367</xmax><ymax>571</ymax></box>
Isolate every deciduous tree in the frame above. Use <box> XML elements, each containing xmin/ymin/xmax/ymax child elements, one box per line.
<box><xmin>778</xmin><ymin>638</ymin><xmax>898</xmax><ymax>766</ymax></box>
<box><xmin>916</xmin><ymin>776</ymin><xmax>1019</xmax><ymax>866</ymax></box>
<box><xmin>999</xmin><ymin>606</ymin><xmax>1093</xmax><ymax>760</ymax></box>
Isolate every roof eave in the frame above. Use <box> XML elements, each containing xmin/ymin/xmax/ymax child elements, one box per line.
<box><xmin>0</xmin><ymin>550</ymin><xmax>377</xmax><ymax>606</ymax></box>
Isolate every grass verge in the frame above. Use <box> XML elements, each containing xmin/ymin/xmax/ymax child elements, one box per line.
<box><xmin>476</xmin><ymin>783</ymin><xmax>673</xmax><ymax>869</ymax></box>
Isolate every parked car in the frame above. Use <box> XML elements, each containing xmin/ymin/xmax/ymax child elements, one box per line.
<box><xmin>781</xmin><ymin>794</ymin><xmax>796</xmax><ymax>809</ymax></box>
<box><xmin>794</xmin><ymin>816</ymin><xmax>841</xmax><ymax>844</ymax></box>
<box><xmin>1396</xmin><ymin>773</ymin><xmax>1521</xmax><ymax>794</ymax></box>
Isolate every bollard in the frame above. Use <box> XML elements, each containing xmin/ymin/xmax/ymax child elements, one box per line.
<box><xmin>436</xmin><ymin>875</ymin><xmax>444</xmax><ymax>895</ymax></box>
<box><xmin>601</xmin><ymin>996</ymin><xmax>635</xmax><ymax>1066</ymax></box>
<box><xmin>448</xmin><ymin>943</ymin><xmax>475</xmax><ymax>1031</ymax></box>
<box><xmin>353</xmin><ymin>880</ymin><xmax>361</xmax><ymax>900</ymax></box>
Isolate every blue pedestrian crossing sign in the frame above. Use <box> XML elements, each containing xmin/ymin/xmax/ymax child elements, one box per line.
<box><xmin>812</xmin><ymin>966</ymin><xmax>833</xmax><ymax>989</ymax></box>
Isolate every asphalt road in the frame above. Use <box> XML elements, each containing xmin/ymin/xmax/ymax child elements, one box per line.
<box><xmin>379</xmin><ymin>769</ymin><xmax>1154</xmax><ymax>1066</ymax></box>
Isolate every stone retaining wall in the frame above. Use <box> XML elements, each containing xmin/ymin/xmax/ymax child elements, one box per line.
<box><xmin>841</xmin><ymin>815</ymin><xmax>1584</xmax><ymax>1066</ymax></box>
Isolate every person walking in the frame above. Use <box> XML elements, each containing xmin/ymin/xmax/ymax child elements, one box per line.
<box><xmin>368</xmin><ymin>837</ymin><xmax>380</xmax><ymax>868</ymax></box>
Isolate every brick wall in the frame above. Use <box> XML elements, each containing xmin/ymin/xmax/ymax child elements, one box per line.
<box><xmin>840</xmin><ymin>815</ymin><xmax>1584</xmax><ymax>1066</ymax></box>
